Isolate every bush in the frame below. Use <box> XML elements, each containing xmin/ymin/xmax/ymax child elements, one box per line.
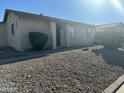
<box><xmin>29</xmin><ymin>32</ymin><xmax>48</xmax><ymax>50</ymax></box>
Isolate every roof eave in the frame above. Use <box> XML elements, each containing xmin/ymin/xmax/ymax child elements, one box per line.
<box><xmin>3</xmin><ymin>9</ymin><xmax>10</xmax><ymax>22</ymax></box>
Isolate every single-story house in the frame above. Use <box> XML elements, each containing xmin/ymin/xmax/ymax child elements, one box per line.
<box><xmin>0</xmin><ymin>9</ymin><xmax>95</xmax><ymax>51</ymax></box>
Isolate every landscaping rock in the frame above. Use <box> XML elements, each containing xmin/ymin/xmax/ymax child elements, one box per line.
<box><xmin>0</xmin><ymin>50</ymin><xmax>123</xmax><ymax>93</ymax></box>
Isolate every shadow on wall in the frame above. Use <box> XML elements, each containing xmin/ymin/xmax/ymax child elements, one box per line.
<box><xmin>93</xmin><ymin>48</ymin><xmax>124</xmax><ymax>69</ymax></box>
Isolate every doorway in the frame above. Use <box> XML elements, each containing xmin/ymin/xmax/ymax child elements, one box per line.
<box><xmin>56</xmin><ymin>24</ymin><xmax>61</xmax><ymax>47</ymax></box>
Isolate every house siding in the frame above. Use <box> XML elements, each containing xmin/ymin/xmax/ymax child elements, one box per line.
<box><xmin>13</xmin><ymin>15</ymin><xmax>95</xmax><ymax>51</ymax></box>
<box><xmin>2</xmin><ymin>10</ymin><xmax>96</xmax><ymax>51</ymax></box>
<box><xmin>96</xmin><ymin>23</ymin><xmax>124</xmax><ymax>48</ymax></box>
<box><xmin>68</xmin><ymin>23</ymin><xmax>95</xmax><ymax>47</ymax></box>
<box><xmin>51</xmin><ymin>21</ymin><xmax>95</xmax><ymax>48</ymax></box>
<box><xmin>0</xmin><ymin>23</ymin><xmax>7</xmax><ymax>47</ymax></box>
<box><xmin>6</xmin><ymin>13</ymin><xmax>20</xmax><ymax>50</ymax></box>
<box><xmin>17</xmin><ymin>16</ymin><xmax>51</xmax><ymax>51</ymax></box>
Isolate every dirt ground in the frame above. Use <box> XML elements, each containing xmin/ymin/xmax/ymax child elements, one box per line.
<box><xmin>93</xmin><ymin>47</ymin><xmax>124</xmax><ymax>69</ymax></box>
<box><xmin>0</xmin><ymin>50</ymin><xmax>123</xmax><ymax>93</ymax></box>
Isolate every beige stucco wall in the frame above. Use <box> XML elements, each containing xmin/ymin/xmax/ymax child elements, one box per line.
<box><xmin>17</xmin><ymin>16</ymin><xmax>51</xmax><ymax>51</ymax></box>
<box><xmin>45</xmin><ymin>16</ymin><xmax>95</xmax><ymax>48</ymax></box>
<box><xmin>117</xmin><ymin>24</ymin><xmax>124</xmax><ymax>48</ymax></box>
<box><xmin>0</xmin><ymin>23</ymin><xmax>7</xmax><ymax>47</ymax></box>
<box><xmin>6</xmin><ymin>13</ymin><xmax>20</xmax><ymax>50</ymax></box>
<box><xmin>6</xmin><ymin>13</ymin><xmax>95</xmax><ymax>51</ymax></box>
<box><xmin>16</xmin><ymin>16</ymin><xmax>95</xmax><ymax>51</ymax></box>
<box><xmin>66</xmin><ymin>23</ymin><xmax>95</xmax><ymax>47</ymax></box>
<box><xmin>95</xmin><ymin>26</ymin><xmax>118</xmax><ymax>44</ymax></box>
<box><xmin>95</xmin><ymin>23</ymin><xmax>124</xmax><ymax>48</ymax></box>
<box><xmin>53</xmin><ymin>20</ymin><xmax>95</xmax><ymax>48</ymax></box>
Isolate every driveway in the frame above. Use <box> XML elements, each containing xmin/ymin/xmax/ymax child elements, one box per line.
<box><xmin>93</xmin><ymin>47</ymin><xmax>124</xmax><ymax>69</ymax></box>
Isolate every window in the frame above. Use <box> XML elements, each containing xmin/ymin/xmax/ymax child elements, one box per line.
<box><xmin>69</xmin><ymin>25</ymin><xmax>75</xmax><ymax>37</ymax></box>
<box><xmin>87</xmin><ymin>28</ymin><xmax>91</xmax><ymax>37</ymax></box>
<box><xmin>11</xmin><ymin>23</ymin><xmax>15</xmax><ymax>35</ymax></box>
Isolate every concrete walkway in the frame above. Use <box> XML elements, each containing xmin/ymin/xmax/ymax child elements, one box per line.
<box><xmin>103</xmin><ymin>75</ymin><xmax>124</xmax><ymax>93</ymax></box>
<box><xmin>94</xmin><ymin>48</ymin><xmax>124</xmax><ymax>69</ymax></box>
<box><xmin>0</xmin><ymin>46</ymin><xmax>85</xmax><ymax>65</ymax></box>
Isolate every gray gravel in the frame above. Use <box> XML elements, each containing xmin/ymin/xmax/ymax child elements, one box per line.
<box><xmin>0</xmin><ymin>50</ymin><xmax>123</xmax><ymax>93</ymax></box>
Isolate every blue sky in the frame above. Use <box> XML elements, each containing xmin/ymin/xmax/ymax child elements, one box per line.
<box><xmin>0</xmin><ymin>0</ymin><xmax>124</xmax><ymax>25</ymax></box>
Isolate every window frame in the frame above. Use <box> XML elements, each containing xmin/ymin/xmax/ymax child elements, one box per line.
<box><xmin>69</xmin><ymin>25</ymin><xmax>75</xmax><ymax>38</ymax></box>
<box><xmin>11</xmin><ymin>23</ymin><xmax>15</xmax><ymax>35</ymax></box>
<box><xmin>87</xmin><ymin>28</ymin><xmax>91</xmax><ymax>37</ymax></box>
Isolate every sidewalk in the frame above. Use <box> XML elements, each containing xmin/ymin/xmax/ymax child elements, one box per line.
<box><xmin>103</xmin><ymin>75</ymin><xmax>124</xmax><ymax>93</ymax></box>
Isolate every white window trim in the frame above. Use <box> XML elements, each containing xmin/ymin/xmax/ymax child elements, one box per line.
<box><xmin>69</xmin><ymin>25</ymin><xmax>75</xmax><ymax>38</ymax></box>
<box><xmin>87</xmin><ymin>28</ymin><xmax>91</xmax><ymax>37</ymax></box>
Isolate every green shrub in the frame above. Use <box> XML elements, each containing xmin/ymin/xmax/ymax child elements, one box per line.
<box><xmin>29</xmin><ymin>32</ymin><xmax>48</xmax><ymax>50</ymax></box>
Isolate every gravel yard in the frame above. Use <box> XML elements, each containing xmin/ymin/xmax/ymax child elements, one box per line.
<box><xmin>0</xmin><ymin>50</ymin><xmax>123</xmax><ymax>93</ymax></box>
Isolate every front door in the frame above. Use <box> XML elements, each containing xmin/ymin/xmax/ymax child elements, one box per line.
<box><xmin>56</xmin><ymin>24</ymin><xmax>61</xmax><ymax>47</ymax></box>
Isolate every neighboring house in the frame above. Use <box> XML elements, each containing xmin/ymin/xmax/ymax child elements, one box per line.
<box><xmin>96</xmin><ymin>22</ymin><xmax>124</xmax><ymax>32</ymax></box>
<box><xmin>96</xmin><ymin>23</ymin><xmax>124</xmax><ymax>48</ymax></box>
<box><xmin>0</xmin><ymin>9</ymin><xmax>95</xmax><ymax>51</ymax></box>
